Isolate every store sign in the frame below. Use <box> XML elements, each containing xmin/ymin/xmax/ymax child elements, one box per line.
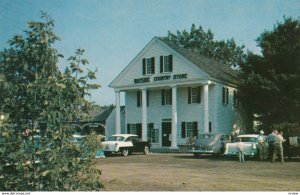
<box><xmin>134</xmin><ymin>74</ymin><xmax>188</xmax><ymax>84</ymax></box>
<box><xmin>134</xmin><ymin>77</ymin><xmax>150</xmax><ymax>84</ymax></box>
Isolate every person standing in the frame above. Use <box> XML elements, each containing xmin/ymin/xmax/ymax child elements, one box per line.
<box><xmin>272</xmin><ymin>131</ymin><xmax>285</xmax><ymax>163</ymax></box>
<box><xmin>236</xmin><ymin>138</ymin><xmax>245</xmax><ymax>163</ymax></box>
<box><xmin>268</xmin><ymin>129</ymin><xmax>277</xmax><ymax>161</ymax></box>
<box><xmin>257</xmin><ymin>130</ymin><xmax>267</xmax><ymax>160</ymax></box>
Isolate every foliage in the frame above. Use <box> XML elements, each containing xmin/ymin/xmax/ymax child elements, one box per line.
<box><xmin>239</xmin><ymin>17</ymin><xmax>300</xmax><ymax>132</ymax></box>
<box><xmin>164</xmin><ymin>24</ymin><xmax>246</xmax><ymax>67</ymax></box>
<box><xmin>0</xmin><ymin>12</ymin><xmax>101</xmax><ymax>190</ymax></box>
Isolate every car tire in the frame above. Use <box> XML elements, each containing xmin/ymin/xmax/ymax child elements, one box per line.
<box><xmin>121</xmin><ymin>148</ymin><xmax>129</xmax><ymax>156</ymax></box>
<box><xmin>193</xmin><ymin>153</ymin><xmax>200</xmax><ymax>158</ymax></box>
<box><xmin>144</xmin><ymin>146</ymin><xmax>150</xmax><ymax>155</ymax></box>
<box><xmin>104</xmin><ymin>151</ymin><xmax>111</xmax><ymax>157</ymax></box>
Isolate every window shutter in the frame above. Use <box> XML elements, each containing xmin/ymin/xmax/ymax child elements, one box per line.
<box><xmin>160</xmin><ymin>56</ymin><xmax>163</xmax><ymax>73</ymax></box>
<box><xmin>197</xmin><ymin>86</ymin><xmax>201</xmax><ymax>103</ymax></box>
<box><xmin>170</xmin><ymin>89</ymin><xmax>172</xmax><ymax>105</ymax></box>
<box><xmin>181</xmin><ymin>122</ymin><xmax>186</xmax><ymax>138</ymax></box>
<box><xmin>222</xmin><ymin>87</ymin><xmax>226</xmax><ymax>104</ymax></box>
<box><xmin>193</xmin><ymin>122</ymin><xmax>198</xmax><ymax>137</ymax></box>
<box><xmin>169</xmin><ymin>55</ymin><xmax>173</xmax><ymax>72</ymax></box>
<box><xmin>147</xmin><ymin>90</ymin><xmax>149</xmax><ymax>107</ymax></box>
<box><xmin>188</xmin><ymin>87</ymin><xmax>191</xmax><ymax>104</ymax></box>
<box><xmin>226</xmin><ymin>88</ymin><xmax>229</xmax><ymax>104</ymax></box>
<box><xmin>137</xmin><ymin>91</ymin><xmax>141</xmax><ymax>107</ymax></box>
<box><xmin>142</xmin><ymin>58</ymin><xmax>146</xmax><ymax>75</ymax></box>
<box><xmin>161</xmin><ymin>89</ymin><xmax>165</xmax><ymax>105</ymax></box>
<box><xmin>136</xmin><ymin>123</ymin><xmax>142</xmax><ymax>138</ymax></box>
<box><xmin>127</xmin><ymin>124</ymin><xmax>131</xmax><ymax>134</ymax></box>
<box><xmin>151</xmin><ymin>57</ymin><xmax>155</xmax><ymax>74</ymax></box>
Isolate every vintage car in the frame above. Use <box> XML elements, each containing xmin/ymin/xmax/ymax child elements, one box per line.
<box><xmin>190</xmin><ymin>133</ymin><xmax>231</xmax><ymax>157</ymax></box>
<box><xmin>102</xmin><ymin>134</ymin><xmax>151</xmax><ymax>156</ymax></box>
<box><xmin>224</xmin><ymin>134</ymin><xmax>267</xmax><ymax>158</ymax></box>
<box><xmin>284</xmin><ymin>132</ymin><xmax>300</xmax><ymax>159</ymax></box>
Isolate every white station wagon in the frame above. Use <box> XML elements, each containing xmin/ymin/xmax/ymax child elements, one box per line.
<box><xmin>102</xmin><ymin>134</ymin><xmax>151</xmax><ymax>157</ymax></box>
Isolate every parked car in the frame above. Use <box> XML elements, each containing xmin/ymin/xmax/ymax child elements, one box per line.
<box><xmin>102</xmin><ymin>134</ymin><xmax>151</xmax><ymax>156</ymax></box>
<box><xmin>224</xmin><ymin>134</ymin><xmax>268</xmax><ymax>158</ymax></box>
<box><xmin>284</xmin><ymin>132</ymin><xmax>300</xmax><ymax>159</ymax></box>
<box><xmin>190</xmin><ymin>133</ymin><xmax>231</xmax><ymax>157</ymax></box>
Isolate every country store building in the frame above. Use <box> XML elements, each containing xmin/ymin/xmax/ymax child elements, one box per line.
<box><xmin>109</xmin><ymin>37</ymin><xmax>244</xmax><ymax>148</ymax></box>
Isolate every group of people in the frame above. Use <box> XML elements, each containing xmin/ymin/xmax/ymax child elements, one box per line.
<box><xmin>235</xmin><ymin>129</ymin><xmax>285</xmax><ymax>163</ymax></box>
<box><xmin>257</xmin><ymin>129</ymin><xmax>285</xmax><ymax>163</ymax></box>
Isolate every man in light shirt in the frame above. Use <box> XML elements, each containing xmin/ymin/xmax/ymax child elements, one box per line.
<box><xmin>272</xmin><ymin>131</ymin><xmax>285</xmax><ymax>163</ymax></box>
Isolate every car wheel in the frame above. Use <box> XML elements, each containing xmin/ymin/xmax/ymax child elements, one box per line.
<box><xmin>144</xmin><ymin>146</ymin><xmax>150</xmax><ymax>155</ymax></box>
<box><xmin>193</xmin><ymin>153</ymin><xmax>200</xmax><ymax>158</ymax></box>
<box><xmin>121</xmin><ymin>148</ymin><xmax>129</xmax><ymax>156</ymax></box>
<box><xmin>104</xmin><ymin>151</ymin><xmax>111</xmax><ymax>157</ymax></box>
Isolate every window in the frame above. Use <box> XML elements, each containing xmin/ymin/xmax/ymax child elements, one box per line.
<box><xmin>222</xmin><ymin>87</ymin><xmax>229</xmax><ymax>105</ymax></box>
<box><xmin>142</xmin><ymin>57</ymin><xmax>155</xmax><ymax>75</ymax></box>
<box><xmin>161</xmin><ymin>89</ymin><xmax>172</xmax><ymax>105</ymax></box>
<box><xmin>181</xmin><ymin>122</ymin><xmax>198</xmax><ymax>138</ymax></box>
<box><xmin>233</xmin><ymin>90</ymin><xmax>239</xmax><ymax>107</ymax></box>
<box><xmin>160</xmin><ymin>55</ymin><xmax>173</xmax><ymax>73</ymax></box>
<box><xmin>188</xmin><ymin>87</ymin><xmax>201</xmax><ymax>104</ymax></box>
<box><xmin>127</xmin><ymin>123</ymin><xmax>142</xmax><ymax>138</ymax></box>
<box><xmin>137</xmin><ymin>90</ymin><xmax>149</xmax><ymax>107</ymax></box>
<box><xmin>147</xmin><ymin>123</ymin><xmax>159</xmax><ymax>143</ymax></box>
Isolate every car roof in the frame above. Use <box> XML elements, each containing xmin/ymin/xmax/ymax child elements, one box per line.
<box><xmin>111</xmin><ymin>134</ymin><xmax>138</xmax><ymax>137</ymax></box>
<box><xmin>237</xmin><ymin>134</ymin><xmax>259</xmax><ymax>138</ymax></box>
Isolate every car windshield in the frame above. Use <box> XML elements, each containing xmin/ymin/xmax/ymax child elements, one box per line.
<box><xmin>235</xmin><ymin>137</ymin><xmax>257</xmax><ymax>142</ymax></box>
<box><xmin>199</xmin><ymin>134</ymin><xmax>215</xmax><ymax>140</ymax></box>
<box><xmin>108</xmin><ymin>136</ymin><xmax>125</xmax><ymax>141</ymax></box>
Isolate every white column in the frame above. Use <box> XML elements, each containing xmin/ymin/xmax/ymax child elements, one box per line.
<box><xmin>115</xmin><ymin>90</ymin><xmax>121</xmax><ymax>134</ymax></box>
<box><xmin>171</xmin><ymin>86</ymin><xmax>178</xmax><ymax>148</ymax></box>
<box><xmin>203</xmin><ymin>84</ymin><xmax>209</xmax><ymax>133</ymax></box>
<box><xmin>141</xmin><ymin>89</ymin><xmax>147</xmax><ymax>141</ymax></box>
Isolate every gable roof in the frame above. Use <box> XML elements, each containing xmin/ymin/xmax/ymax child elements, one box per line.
<box><xmin>94</xmin><ymin>106</ymin><xmax>125</xmax><ymax>123</ymax></box>
<box><xmin>157</xmin><ymin>37</ymin><xmax>239</xmax><ymax>85</ymax></box>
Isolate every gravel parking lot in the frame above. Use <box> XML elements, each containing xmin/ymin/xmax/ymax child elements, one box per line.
<box><xmin>95</xmin><ymin>152</ymin><xmax>300</xmax><ymax>191</ymax></box>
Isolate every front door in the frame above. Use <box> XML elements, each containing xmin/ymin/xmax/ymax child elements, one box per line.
<box><xmin>162</xmin><ymin>122</ymin><xmax>171</xmax><ymax>147</ymax></box>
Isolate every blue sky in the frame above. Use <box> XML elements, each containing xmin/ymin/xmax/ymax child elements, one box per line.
<box><xmin>1</xmin><ymin>0</ymin><xmax>299</xmax><ymax>106</ymax></box>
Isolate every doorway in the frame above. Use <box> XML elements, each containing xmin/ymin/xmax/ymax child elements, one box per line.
<box><xmin>162</xmin><ymin>121</ymin><xmax>171</xmax><ymax>147</ymax></box>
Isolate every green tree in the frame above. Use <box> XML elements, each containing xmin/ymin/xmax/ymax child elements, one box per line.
<box><xmin>164</xmin><ymin>24</ymin><xmax>245</xmax><ymax>67</ymax></box>
<box><xmin>0</xmin><ymin>12</ymin><xmax>101</xmax><ymax>190</ymax></box>
<box><xmin>239</xmin><ymin>17</ymin><xmax>300</xmax><ymax>132</ymax></box>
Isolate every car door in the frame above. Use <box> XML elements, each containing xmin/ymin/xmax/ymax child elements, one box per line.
<box><xmin>132</xmin><ymin>136</ymin><xmax>143</xmax><ymax>152</ymax></box>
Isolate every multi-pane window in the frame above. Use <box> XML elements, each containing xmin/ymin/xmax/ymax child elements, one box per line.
<box><xmin>233</xmin><ymin>90</ymin><xmax>239</xmax><ymax>107</ymax></box>
<box><xmin>186</xmin><ymin>122</ymin><xmax>194</xmax><ymax>138</ymax></box>
<box><xmin>222</xmin><ymin>87</ymin><xmax>229</xmax><ymax>105</ymax></box>
<box><xmin>181</xmin><ymin>122</ymin><xmax>198</xmax><ymax>138</ymax></box>
<box><xmin>162</xmin><ymin>89</ymin><xmax>172</xmax><ymax>105</ymax></box>
<box><xmin>147</xmin><ymin>123</ymin><xmax>159</xmax><ymax>143</ymax></box>
<box><xmin>160</xmin><ymin>55</ymin><xmax>173</xmax><ymax>73</ymax></box>
<box><xmin>188</xmin><ymin>87</ymin><xmax>201</xmax><ymax>104</ymax></box>
<box><xmin>142</xmin><ymin>57</ymin><xmax>155</xmax><ymax>75</ymax></box>
<box><xmin>130</xmin><ymin>124</ymin><xmax>137</xmax><ymax>135</ymax></box>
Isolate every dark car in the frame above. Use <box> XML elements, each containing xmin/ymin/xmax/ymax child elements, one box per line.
<box><xmin>284</xmin><ymin>132</ymin><xmax>300</xmax><ymax>159</ymax></box>
<box><xmin>190</xmin><ymin>133</ymin><xmax>231</xmax><ymax>157</ymax></box>
<box><xmin>102</xmin><ymin>134</ymin><xmax>151</xmax><ymax>156</ymax></box>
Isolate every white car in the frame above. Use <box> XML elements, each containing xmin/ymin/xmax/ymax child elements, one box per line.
<box><xmin>102</xmin><ymin>134</ymin><xmax>151</xmax><ymax>156</ymax></box>
<box><xmin>224</xmin><ymin>134</ymin><xmax>264</xmax><ymax>158</ymax></box>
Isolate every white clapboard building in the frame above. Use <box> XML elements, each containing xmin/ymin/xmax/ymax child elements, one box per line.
<box><xmin>109</xmin><ymin>37</ymin><xmax>244</xmax><ymax>148</ymax></box>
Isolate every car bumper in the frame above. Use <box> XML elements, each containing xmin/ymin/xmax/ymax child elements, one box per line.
<box><xmin>224</xmin><ymin>151</ymin><xmax>257</xmax><ymax>156</ymax></box>
<box><xmin>190</xmin><ymin>149</ymin><xmax>214</xmax><ymax>154</ymax></box>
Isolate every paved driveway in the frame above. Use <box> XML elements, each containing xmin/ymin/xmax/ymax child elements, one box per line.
<box><xmin>96</xmin><ymin>153</ymin><xmax>300</xmax><ymax>191</ymax></box>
